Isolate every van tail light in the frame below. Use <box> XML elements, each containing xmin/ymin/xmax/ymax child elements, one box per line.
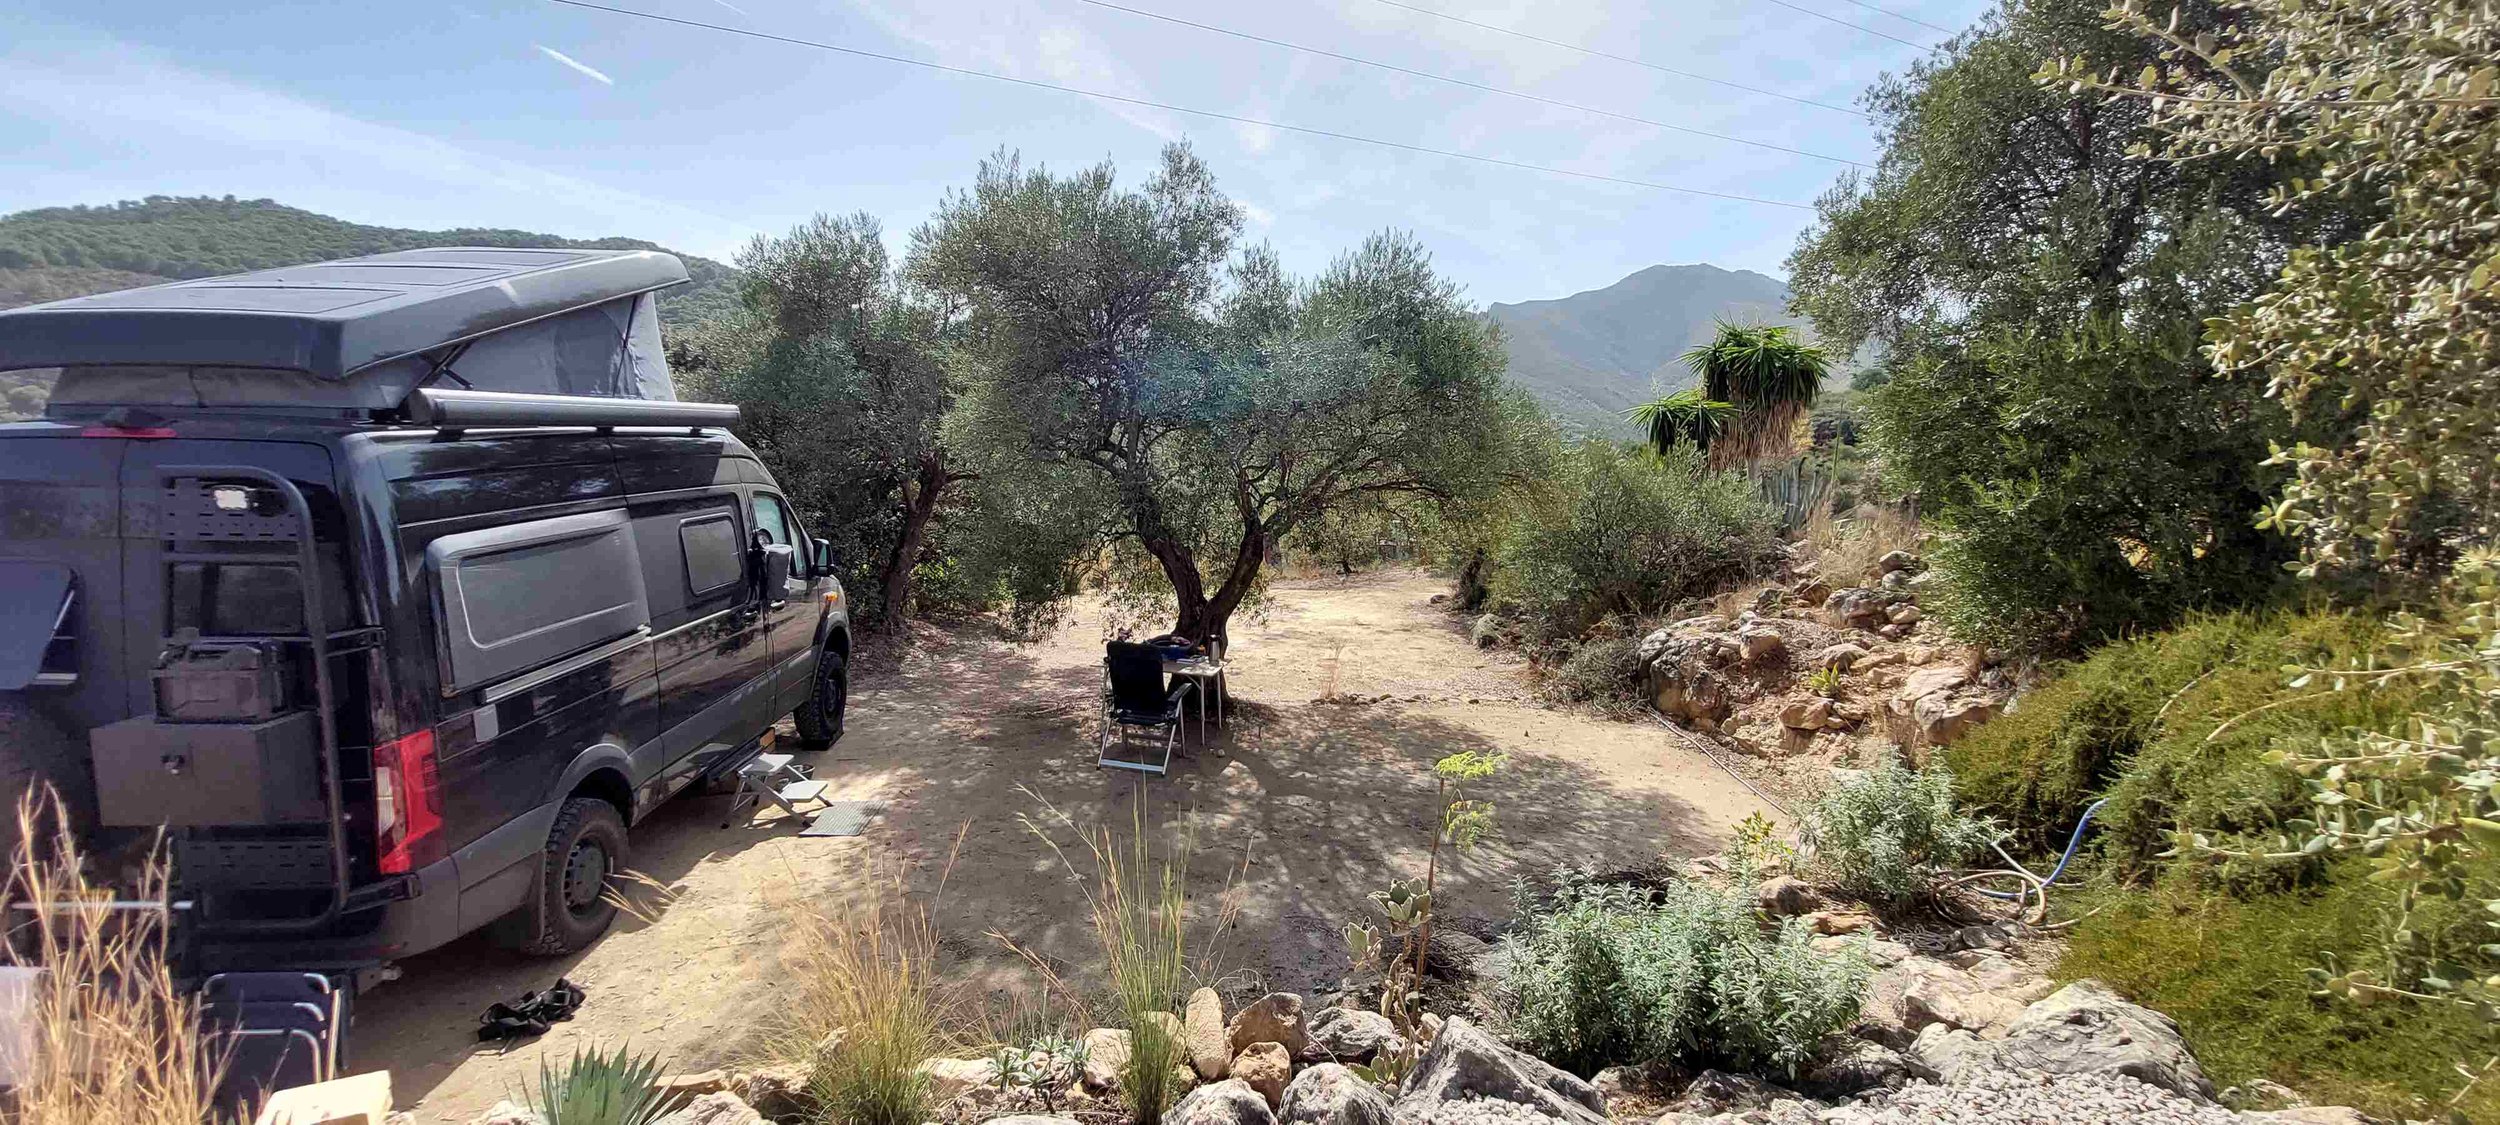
<box><xmin>372</xmin><ymin>730</ymin><xmax>444</xmax><ymax>875</ymax></box>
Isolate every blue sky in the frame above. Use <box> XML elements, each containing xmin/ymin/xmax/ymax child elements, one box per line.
<box><xmin>0</xmin><ymin>0</ymin><xmax>1979</xmax><ymax>306</ymax></box>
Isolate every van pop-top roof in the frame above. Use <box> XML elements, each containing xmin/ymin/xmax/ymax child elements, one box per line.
<box><xmin>0</xmin><ymin>247</ymin><xmax>701</xmax><ymax>414</ymax></box>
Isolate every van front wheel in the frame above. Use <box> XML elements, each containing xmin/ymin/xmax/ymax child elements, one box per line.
<box><xmin>792</xmin><ymin>645</ymin><xmax>846</xmax><ymax>750</ymax></box>
<box><xmin>514</xmin><ymin>798</ymin><xmax>627</xmax><ymax>956</ymax></box>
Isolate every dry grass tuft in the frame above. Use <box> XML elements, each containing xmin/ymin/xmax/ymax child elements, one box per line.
<box><xmin>773</xmin><ymin>844</ymin><xmax>968</xmax><ymax>1125</ymax></box>
<box><xmin>1802</xmin><ymin>503</ymin><xmax>1921</xmax><ymax>587</ymax></box>
<box><xmin>4</xmin><ymin>790</ymin><xmax>232</xmax><ymax>1125</ymax></box>
<box><xmin>1001</xmin><ymin>791</ymin><xmax>1246</xmax><ymax>1125</ymax></box>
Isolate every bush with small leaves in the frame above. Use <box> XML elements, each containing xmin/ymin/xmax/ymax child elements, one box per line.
<box><xmin>1493</xmin><ymin>869</ymin><xmax>1868</xmax><ymax>1079</ymax></box>
<box><xmin>1801</xmin><ymin>755</ymin><xmax>1997</xmax><ymax>903</ymax></box>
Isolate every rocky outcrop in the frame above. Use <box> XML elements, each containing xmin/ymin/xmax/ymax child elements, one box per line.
<box><xmin>913</xmin><ymin>1056</ymin><xmax>999</xmax><ymax>1103</ymax></box>
<box><xmin>650</xmin><ymin>1092</ymin><xmax>765</xmax><ymax>1125</ymax></box>
<box><xmin>1278</xmin><ymin>1063</ymin><xmax>1395</xmax><ymax>1125</ymax></box>
<box><xmin>1229</xmin><ymin>992</ymin><xmax>1312</xmax><ymax>1059</ymax></box>
<box><xmin>1304</xmin><ymin>1005</ymin><xmax>1404</xmax><ymax>1064</ymax></box>
<box><xmin>1083</xmin><ymin>1027</ymin><xmax>1131</xmax><ymax>1094</ymax></box>
<box><xmin>1991</xmin><ymin>981</ymin><xmax>2215</xmax><ymax>1101</ymax></box>
<box><xmin>1393</xmin><ymin>1016</ymin><xmax>1608</xmax><ymax>1125</ymax></box>
<box><xmin>1790</xmin><ymin>1037</ymin><xmax>1934</xmax><ymax>1099</ymax></box>
<box><xmin>1754</xmin><ymin>875</ymin><xmax>1816</xmax><ymax>916</ymax></box>
<box><xmin>1234</xmin><ymin>1041</ymin><xmax>1294</xmax><ymax>1109</ymax></box>
<box><xmin>1171</xmin><ymin>1079</ymin><xmax>1279</xmax><ymax>1125</ymax></box>
<box><xmin>1885</xmin><ymin>666</ymin><xmax>2006</xmax><ymax>750</ymax></box>
<box><xmin>1188</xmin><ymin>987</ymin><xmax>1232</xmax><ymax>1079</ymax></box>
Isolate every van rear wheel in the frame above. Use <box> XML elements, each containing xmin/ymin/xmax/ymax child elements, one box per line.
<box><xmin>514</xmin><ymin>798</ymin><xmax>627</xmax><ymax>956</ymax></box>
<box><xmin>792</xmin><ymin>645</ymin><xmax>846</xmax><ymax>750</ymax></box>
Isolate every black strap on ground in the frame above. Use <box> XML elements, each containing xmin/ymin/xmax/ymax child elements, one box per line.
<box><xmin>476</xmin><ymin>977</ymin><xmax>586</xmax><ymax>1041</ymax></box>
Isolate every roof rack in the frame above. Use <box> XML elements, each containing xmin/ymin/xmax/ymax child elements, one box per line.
<box><xmin>403</xmin><ymin>387</ymin><xmax>739</xmax><ymax>430</ymax></box>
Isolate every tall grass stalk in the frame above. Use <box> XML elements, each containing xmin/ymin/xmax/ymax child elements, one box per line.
<box><xmin>776</xmin><ymin>860</ymin><xmax>961</xmax><ymax>1125</ymax></box>
<box><xmin>4</xmin><ymin>791</ymin><xmax>231</xmax><ymax>1125</ymax></box>
<box><xmin>1006</xmin><ymin>792</ymin><xmax>1242</xmax><ymax>1125</ymax></box>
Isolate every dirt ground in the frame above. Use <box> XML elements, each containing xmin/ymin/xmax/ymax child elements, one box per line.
<box><xmin>361</xmin><ymin>569</ymin><xmax>1777</xmax><ymax>1122</ymax></box>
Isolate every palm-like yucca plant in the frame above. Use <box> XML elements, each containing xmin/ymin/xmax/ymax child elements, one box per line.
<box><xmin>1681</xmin><ymin>322</ymin><xmax>1829</xmax><ymax>466</ymax></box>
<box><xmin>526</xmin><ymin>1044</ymin><xmax>685</xmax><ymax>1125</ymax></box>
<box><xmin>1623</xmin><ymin>388</ymin><xmax>1737</xmax><ymax>454</ymax></box>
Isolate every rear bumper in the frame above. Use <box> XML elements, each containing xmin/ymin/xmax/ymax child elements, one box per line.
<box><xmin>189</xmin><ymin>852</ymin><xmax>466</xmax><ymax>974</ymax></box>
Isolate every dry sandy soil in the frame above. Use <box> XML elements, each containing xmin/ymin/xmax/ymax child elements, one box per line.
<box><xmin>362</xmin><ymin>568</ymin><xmax>1776</xmax><ymax>1122</ymax></box>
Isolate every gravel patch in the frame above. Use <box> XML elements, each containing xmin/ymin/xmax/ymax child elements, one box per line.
<box><xmin>1686</xmin><ymin>1069</ymin><xmax>2250</xmax><ymax>1124</ymax></box>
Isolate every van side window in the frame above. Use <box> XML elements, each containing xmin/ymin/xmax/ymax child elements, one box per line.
<box><xmin>425</xmin><ymin>510</ymin><xmax>649</xmax><ymax>694</ymax></box>
<box><xmin>679</xmin><ymin>513</ymin><xmax>742</xmax><ymax>597</ymax></box>
<box><xmin>750</xmin><ymin>494</ymin><xmax>806</xmax><ymax>578</ymax></box>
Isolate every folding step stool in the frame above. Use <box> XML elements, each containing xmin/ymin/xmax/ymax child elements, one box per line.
<box><xmin>720</xmin><ymin>752</ymin><xmax>832</xmax><ymax>828</ymax></box>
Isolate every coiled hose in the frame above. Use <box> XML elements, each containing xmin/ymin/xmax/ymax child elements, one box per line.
<box><xmin>1937</xmin><ymin>798</ymin><xmax>2107</xmax><ymax>927</ymax></box>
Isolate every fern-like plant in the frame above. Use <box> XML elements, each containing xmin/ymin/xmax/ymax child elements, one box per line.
<box><xmin>526</xmin><ymin>1044</ymin><xmax>685</xmax><ymax>1125</ymax></box>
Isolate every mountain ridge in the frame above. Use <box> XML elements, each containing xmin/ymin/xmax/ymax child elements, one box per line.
<box><xmin>1487</xmin><ymin>262</ymin><xmax>1802</xmax><ymax>434</ymax></box>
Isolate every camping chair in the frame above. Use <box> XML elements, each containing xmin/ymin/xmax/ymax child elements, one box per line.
<box><xmin>1099</xmin><ymin>641</ymin><xmax>1199</xmax><ymax>776</ymax></box>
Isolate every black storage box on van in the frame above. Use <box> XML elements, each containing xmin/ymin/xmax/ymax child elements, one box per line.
<box><xmin>91</xmin><ymin>713</ymin><xmax>325</xmax><ymax>827</ymax></box>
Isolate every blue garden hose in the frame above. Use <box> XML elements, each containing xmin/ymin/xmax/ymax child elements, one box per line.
<box><xmin>1974</xmin><ymin>798</ymin><xmax>2107</xmax><ymax>901</ymax></box>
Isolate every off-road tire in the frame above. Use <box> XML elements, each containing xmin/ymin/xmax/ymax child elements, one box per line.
<box><xmin>513</xmin><ymin>798</ymin><xmax>628</xmax><ymax>956</ymax></box>
<box><xmin>0</xmin><ymin>692</ymin><xmax>93</xmax><ymax>852</ymax></box>
<box><xmin>792</xmin><ymin>645</ymin><xmax>847</xmax><ymax>750</ymax></box>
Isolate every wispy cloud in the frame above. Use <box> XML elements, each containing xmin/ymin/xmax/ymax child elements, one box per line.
<box><xmin>0</xmin><ymin>34</ymin><xmax>753</xmax><ymax>258</ymax></box>
<box><xmin>533</xmin><ymin>44</ymin><xmax>615</xmax><ymax>85</ymax></box>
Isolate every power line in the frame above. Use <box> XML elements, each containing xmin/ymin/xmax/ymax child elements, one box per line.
<box><xmin>539</xmin><ymin>0</ymin><xmax>1817</xmax><ymax>210</ymax></box>
<box><xmin>1359</xmin><ymin>0</ymin><xmax>1866</xmax><ymax>119</ymax></box>
<box><xmin>1828</xmin><ymin>0</ymin><xmax>1960</xmax><ymax>36</ymax></box>
<box><xmin>1079</xmin><ymin>0</ymin><xmax>1865</xmax><ymax>168</ymax></box>
<box><xmin>1751</xmin><ymin>0</ymin><xmax>1938</xmax><ymax>51</ymax></box>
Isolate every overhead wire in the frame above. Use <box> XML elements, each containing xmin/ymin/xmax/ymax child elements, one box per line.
<box><xmin>1078</xmin><ymin>0</ymin><xmax>1865</xmax><ymax>168</ymax></box>
<box><xmin>539</xmin><ymin>0</ymin><xmax>1819</xmax><ymax>210</ymax></box>
<box><xmin>1357</xmin><ymin>0</ymin><xmax>1867</xmax><ymax>119</ymax></box>
<box><xmin>1828</xmin><ymin>0</ymin><xmax>1960</xmax><ymax>36</ymax></box>
<box><xmin>1750</xmin><ymin>0</ymin><xmax>1940</xmax><ymax>51</ymax></box>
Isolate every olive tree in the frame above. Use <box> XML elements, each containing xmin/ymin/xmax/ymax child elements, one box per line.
<box><xmin>678</xmin><ymin>213</ymin><xmax>960</xmax><ymax>631</ymax></box>
<box><xmin>910</xmin><ymin>145</ymin><xmax>1519</xmax><ymax>643</ymax></box>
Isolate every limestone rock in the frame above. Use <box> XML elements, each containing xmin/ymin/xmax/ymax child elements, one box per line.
<box><xmin>1170</xmin><ymin>1078</ymin><xmax>1280</xmax><ymax>1125</ymax></box>
<box><xmin>1826</xmin><ymin>587</ymin><xmax>1900</xmax><ymax>630</ymax></box>
<box><xmin>1778</xmin><ymin>698</ymin><xmax>1833</xmax><ymax>731</ymax></box>
<box><xmin>1304</xmin><ymin>1005</ymin><xmax>1404</xmax><ymax>1063</ymax></box>
<box><xmin>1886</xmin><ymin>666</ymin><xmax>2006</xmax><ymax>749</ymax></box>
<box><xmin>1907</xmin><ymin>1023</ymin><xmax>1993</xmax><ymax>1085</ymax></box>
<box><xmin>1876</xmin><ymin>550</ymin><xmax>1921</xmax><ymax>575</ymax></box>
<box><xmin>650</xmin><ymin>1092</ymin><xmax>765</xmax><ymax>1125</ymax></box>
<box><xmin>1789</xmin><ymin>1037</ymin><xmax>1933</xmax><ymax>1099</ymax></box>
<box><xmin>654</xmin><ymin>1070</ymin><xmax>731</xmax><ymax>1100</ymax></box>
<box><xmin>1754</xmin><ymin>875</ymin><xmax>1815</xmax><ymax>916</ymax></box>
<box><xmin>727</xmin><ymin>1063</ymin><xmax>811</xmax><ymax>1121</ymax></box>
<box><xmin>1234</xmin><ymin>1042</ymin><xmax>1293</xmax><ymax>1109</ymax></box>
<box><xmin>1887</xmin><ymin>603</ymin><xmax>1923</xmax><ymax>626</ymax></box>
<box><xmin>1666</xmin><ymin>1070</ymin><xmax>1785</xmax><ymax>1115</ymax></box>
<box><xmin>1083</xmin><ymin>1027</ymin><xmax>1132</xmax><ymax>1094</ymax></box>
<box><xmin>1393</xmin><ymin>1016</ymin><xmax>1607</xmax><ymax>1125</ymax></box>
<box><xmin>1736</xmin><ymin>626</ymin><xmax>1786</xmax><ymax>667</ymax></box>
<box><xmin>467</xmin><ymin>1103</ymin><xmax>545</xmax><ymax>1125</ymax></box>
<box><xmin>1812</xmin><ymin>642</ymin><xmax>1869</xmax><ymax>672</ymax></box>
<box><xmin>1991</xmin><ymin>980</ymin><xmax>2215</xmax><ymax>1101</ymax></box>
<box><xmin>1278</xmin><ymin>1063</ymin><xmax>1393</xmax><ymax>1125</ymax></box>
<box><xmin>1803</xmin><ymin>909</ymin><xmax>1874</xmax><ymax>936</ymax></box>
<box><xmin>913</xmin><ymin>1057</ymin><xmax>999</xmax><ymax>1103</ymax></box>
<box><xmin>1187</xmin><ymin>987</ymin><xmax>1232</xmax><ymax>1079</ymax></box>
<box><xmin>1228</xmin><ymin>992</ymin><xmax>1311</xmax><ymax>1059</ymax></box>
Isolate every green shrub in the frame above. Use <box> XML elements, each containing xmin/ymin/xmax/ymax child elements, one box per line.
<box><xmin>1540</xmin><ymin>635</ymin><xmax>1646</xmax><ymax>714</ymax></box>
<box><xmin>2059</xmin><ymin>875</ymin><xmax>2500</xmax><ymax>1121</ymax></box>
<box><xmin>1800</xmin><ymin>756</ymin><xmax>1997</xmax><ymax>903</ymax></box>
<box><xmin>1494</xmin><ymin>870</ymin><xmax>1868</xmax><ymax>1079</ymax></box>
<box><xmin>1488</xmin><ymin>443</ymin><xmax>1781</xmax><ymax>642</ymax></box>
<box><xmin>1866</xmin><ymin>322</ymin><xmax>2289</xmax><ymax>655</ymax></box>
<box><xmin>1942</xmin><ymin>608</ymin><xmax>2420</xmax><ymax>875</ymax></box>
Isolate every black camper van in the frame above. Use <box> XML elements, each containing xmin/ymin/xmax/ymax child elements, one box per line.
<box><xmin>0</xmin><ymin>248</ymin><xmax>851</xmax><ymax>978</ymax></box>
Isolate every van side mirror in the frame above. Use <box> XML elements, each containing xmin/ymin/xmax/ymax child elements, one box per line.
<box><xmin>812</xmin><ymin>537</ymin><xmax>834</xmax><ymax>573</ymax></box>
<box><xmin>760</xmin><ymin>543</ymin><xmax>793</xmax><ymax>594</ymax></box>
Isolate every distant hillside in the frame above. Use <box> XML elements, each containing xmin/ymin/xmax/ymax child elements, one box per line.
<box><xmin>0</xmin><ymin>195</ymin><xmax>740</xmax><ymax>326</ymax></box>
<box><xmin>1488</xmin><ymin>264</ymin><xmax>1804</xmax><ymax>434</ymax></box>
